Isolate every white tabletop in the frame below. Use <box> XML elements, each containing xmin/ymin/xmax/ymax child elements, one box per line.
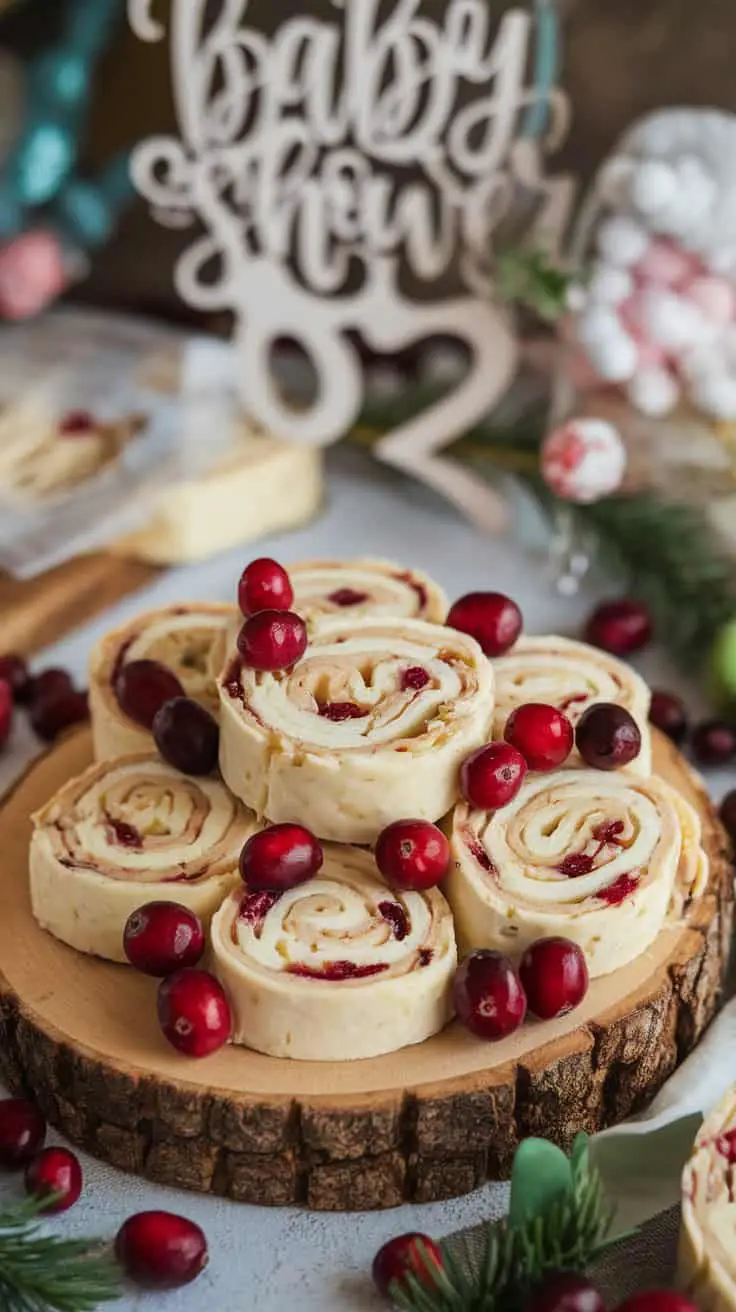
<box><xmin>1</xmin><ymin>447</ymin><xmax>733</xmax><ymax>1311</ymax></box>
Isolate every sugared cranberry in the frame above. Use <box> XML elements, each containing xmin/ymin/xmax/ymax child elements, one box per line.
<box><xmin>0</xmin><ymin>653</ymin><xmax>32</xmax><ymax>704</ymax></box>
<box><xmin>576</xmin><ymin>703</ymin><xmax>641</xmax><ymax>770</ymax></box>
<box><xmin>157</xmin><ymin>968</ymin><xmax>232</xmax><ymax>1058</ymax></box>
<box><xmin>446</xmin><ymin>591</ymin><xmax>522</xmax><ymax>657</ymax></box>
<box><xmin>30</xmin><ymin>667</ymin><xmax>73</xmax><ymax>703</ymax></box>
<box><xmin>115</xmin><ymin>1211</ymin><xmax>208</xmax><ymax>1289</ymax></box>
<box><xmin>372</xmin><ymin>1233</ymin><xmax>444</xmax><ymax>1300</ymax></box>
<box><xmin>505</xmin><ymin>703</ymin><xmax>574</xmax><ymax>772</ymax></box>
<box><xmin>0</xmin><ymin>1098</ymin><xmax>46</xmax><ymax>1168</ymax></box>
<box><xmin>691</xmin><ymin>719</ymin><xmax>736</xmax><ymax>767</ymax></box>
<box><xmin>124</xmin><ymin>902</ymin><xmax>205</xmax><ymax>976</ymax></box>
<box><xmin>525</xmin><ymin>1272</ymin><xmax>604</xmax><ymax>1312</ymax></box>
<box><xmin>584</xmin><ymin>598</ymin><xmax>652</xmax><ymax>654</ymax></box>
<box><xmin>239</xmin><ymin>823</ymin><xmax>323</xmax><ymax>891</ymax></box>
<box><xmin>153</xmin><ymin>698</ymin><xmax>219</xmax><ymax>776</ymax></box>
<box><xmin>614</xmin><ymin>1294</ymin><xmax>699</xmax><ymax>1312</ymax></box>
<box><xmin>30</xmin><ymin>688</ymin><xmax>89</xmax><ymax>742</ymax></box>
<box><xmin>719</xmin><ymin>789</ymin><xmax>736</xmax><ymax>843</ymax></box>
<box><xmin>649</xmin><ymin>690</ymin><xmax>688</xmax><ymax>745</ymax></box>
<box><xmin>25</xmin><ymin>1147</ymin><xmax>82</xmax><ymax>1213</ymax></box>
<box><xmin>461</xmin><ymin>741</ymin><xmax>527</xmax><ymax>810</ymax></box>
<box><xmin>453</xmin><ymin>949</ymin><xmax>527</xmax><ymax>1040</ymax></box>
<box><xmin>519</xmin><ymin>938</ymin><xmax>589</xmax><ymax>1020</ymax></box>
<box><xmin>115</xmin><ymin>660</ymin><xmax>184</xmax><ymax>729</ymax></box>
<box><xmin>375</xmin><ymin>819</ymin><xmax>450</xmax><ymax>891</ymax></box>
<box><xmin>237</xmin><ymin>610</ymin><xmax>307</xmax><ymax>672</ymax></box>
<box><xmin>238</xmin><ymin>557</ymin><xmax>294</xmax><ymax>617</ymax></box>
<box><xmin>58</xmin><ymin>409</ymin><xmax>95</xmax><ymax>435</ymax></box>
<box><xmin>0</xmin><ymin>680</ymin><xmax>12</xmax><ymax>749</ymax></box>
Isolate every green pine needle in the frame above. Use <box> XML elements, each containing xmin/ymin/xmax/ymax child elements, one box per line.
<box><xmin>496</xmin><ymin>248</ymin><xmax>575</xmax><ymax>322</ymax></box>
<box><xmin>0</xmin><ymin>1197</ymin><xmax>122</xmax><ymax>1312</ymax></box>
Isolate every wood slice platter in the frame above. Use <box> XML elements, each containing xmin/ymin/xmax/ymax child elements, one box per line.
<box><xmin>0</xmin><ymin>730</ymin><xmax>732</xmax><ymax>1211</ymax></box>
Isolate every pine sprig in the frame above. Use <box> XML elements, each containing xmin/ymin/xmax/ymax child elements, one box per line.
<box><xmin>391</xmin><ymin>1138</ymin><xmax>620</xmax><ymax>1312</ymax></box>
<box><xmin>0</xmin><ymin>1197</ymin><xmax>121</xmax><ymax>1312</ymax></box>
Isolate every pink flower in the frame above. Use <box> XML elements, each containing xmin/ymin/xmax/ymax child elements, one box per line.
<box><xmin>0</xmin><ymin>231</ymin><xmax>68</xmax><ymax>320</ymax></box>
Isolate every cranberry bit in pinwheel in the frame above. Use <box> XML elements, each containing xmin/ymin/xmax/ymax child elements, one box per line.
<box><xmin>157</xmin><ymin>968</ymin><xmax>232</xmax><ymax>1057</ymax></box>
<box><xmin>115</xmin><ymin>658</ymin><xmax>185</xmax><ymax>729</ymax></box>
<box><xmin>25</xmin><ymin>1146</ymin><xmax>83</xmax><ymax>1213</ymax></box>
<box><xmin>152</xmin><ymin>697</ymin><xmax>219</xmax><ymax>776</ymax></box>
<box><xmin>460</xmin><ymin>741</ymin><xmax>527</xmax><ymax>810</ymax></box>
<box><xmin>116</xmin><ymin>1211</ymin><xmax>208</xmax><ymax>1290</ymax></box>
<box><xmin>240</xmin><ymin>823</ymin><xmax>323</xmax><ymax>892</ymax></box>
<box><xmin>519</xmin><ymin>938</ymin><xmax>589</xmax><ymax>1021</ymax></box>
<box><xmin>237</xmin><ymin>609</ymin><xmax>308</xmax><ymax>672</ymax></box>
<box><xmin>446</xmin><ymin>590</ymin><xmax>522</xmax><ymax>657</ymax></box>
<box><xmin>124</xmin><ymin>902</ymin><xmax>205</xmax><ymax>977</ymax></box>
<box><xmin>372</xmin><ymin>1233</ymin><xmax>444</xmax><ymax>1300</ymax></box>
<box><xmin>453</xmin><ymin>949</ymin><xmax>527</xmax><ymax>1041</ymax></box>
<box><xmin>575</xmin><ymin>703</ymin><xmax>641</xmax><ymax>770</ymax></box>
<box><xmin>238</xmin><ymin>556</ymin><xmax>294</xmax><ymax>617</ymax></box>
<box><xmin>504</xmin><ymin>703</ymin><xmax>574</xmax><ymax>772</ymax></box>
<box><xmin>0</xmin><ymin>1098</ymin><xmax>46</xmax><ymax>1168</ymax></box>
<box><xmin>375</xmin><ymin>819</ymin><xmax>450</xmax><ymax>892</ymax></box>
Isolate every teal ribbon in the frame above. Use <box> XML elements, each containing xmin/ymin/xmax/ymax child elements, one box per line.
<box><xmin>523</xmin><ymin>0</ymin><xmax>560</xmax><ymax>139</ymax></box>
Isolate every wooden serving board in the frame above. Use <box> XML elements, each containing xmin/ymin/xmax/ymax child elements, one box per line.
<box><xmin>0</xmin><ymin>731</ymin><xmax>732</xmax><ymax>1211</ymax></box>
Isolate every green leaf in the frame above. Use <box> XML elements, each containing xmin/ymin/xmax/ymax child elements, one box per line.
<box><xmin>508</xmin><ymin>1138</ymin><xmax>572</xmax><ymax>1229</ymax></box>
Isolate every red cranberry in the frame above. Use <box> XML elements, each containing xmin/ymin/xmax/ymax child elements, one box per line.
<box><xmin>157</xmin><ymin>968</ymin><xmax>232</xmax><ymax>1058</ymax></box>
<box><xmin>30</xmin><ymin>667</ymin><xmax>73</xmax><ymax>703</ymax></box>
<box><xmin>584</xmin><ymin>598</ymin><xmax>652</xmax><ymax>654</ymax></box>
<box><xmin>124</xmin><ymin>902</ymin><xmax>205</xmax><ymax>976</ymax></box>
<box><xmin>25</xmin><ymin>1147</ymin><xmax>82</xmax><ymax>1213</ymax></box>
<box><xmin>719</xmin><ymin>789</ymin><xmax>736</xmax><ymax>843</ymax></box>
<box><xmin>504</xmin><ymin>703</ymin><xmax>574</xmax><ymax>772</ymax></box>
<box><xmin>0</xmin><ymin>680</ymin><xmax>12</xmax><ymax>749</ymax></box>
<box><xmin>691</xmin><ymin>719</ymin><xmax>736</xmax><ymax>767</ymax></box>
<box><xmin>115</xmin><ymin>660</ymin><xmax>184</xmax><ymax>729</ymax></box>
<box><xmin>446</xmin><ymin>591</ymin><xmax>522</xmax><ymax>656</ymax></box>
<box><xmin>375</xmin><ymin>819</ymin><xmax>450</xmax><ymax>891</ymax></box>
<box><xmin>461</xmin><ymin>741</ymin><xmax>527</xmax><ymax>810</ymax></box>
<box><xmin>0</xmin><ymin>1098</ymin><xmax>46</xmax><ymax>1168</ymax></box>
<box><xmin>152</xmin><ymin>698</ymin><xmax>219</xmax><ymax>776</ymax></box>
<box><xmin>238</xmin><ymin>557</ymin><xmax>294</xmax><ymax>617</ymax></box>
<box><xmin>372</xmin><ymin>1233</ymin><xmax>444</xmax><ymax>1299</ymax></box>
<box><xmin>58</xmin><ymin>409</ymin><xmax>95</xmax><ymax>435</ymax></box>
<box><xmin>115</xmin><ymin>1211</ymin><xmax>208</xmax><ymax>1289</ymax></box>
<box><xmin>649</xmin><ymin>690</ymin><xmax>688</xmax><ymax>745</ymax></box>
<box><xmin>30</xmin><ymin>688</ymin><xmax>89</xmax><ymax>742</ymax></box>
<box><xmin>614</xmin><ymin>1294</ymin><xmax>699</xmax><ymax>1312</ymax></box>
<box><xmin>237</xmin><ymin>610</ymin><xmax>307</xmax><ymax>672</ymax></box>
<box><xmin>240</xmin><ymin>823</ymin><xmax>323</xmax><ymax>891</ymax></box>
<box><xmin>453</xmin><ymin>949</ymin><xmax>527</xmax><ymax>1040</ymax></box>
<box><xmin>525</xmin><ymin>1272</ymin><xmax>604</xmax><ymax>1312</ymax></box>
<box><xmin>519</xmin><ymin>938</ymin><xmax>589</xmax><ymax>1020</ymax></box>
<box><xmin>575</xmin><ymin>703</ymin><xmax>641</xmax><ymax>770</ymax></box>
<box><xmin>0</xmin><ymin>653</ymin><xmax>32</xmax><ymax>704</ymax></box>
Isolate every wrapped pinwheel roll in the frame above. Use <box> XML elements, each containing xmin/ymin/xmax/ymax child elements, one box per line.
<box><xmin>492</xmin><ymin>636</ymin><xmax>652</xmax><ymax>773</ymax></box>
<box><xmin>89</xmin><ymin>602</ymin><xmax>235</xmax><ymax>759</ymax></box>
<box><xmin>289</xmin><ymin>558</ymin><xmax>447</xmax><ymax>624</ymax></box>
<box><xmin>446</xmin><ymin>769</ymin><xmax>708</xmax><ymax>977</ymax></box>
<box><xmin>211</xmin><ymin>844</ymin><xmax>456</xmax><ymax>1060</ymax></box>
<box><xmin>679</xmin><ymin>1089</ymin><xmax>736</xmax><ymax>1311</ymax></box>
<box><xmin>218</xmin><ymin>616</ymin><xmax>495</xmax><ymax>843</ymax></box>
<box><xmin>30</xmin><ymin>756</ymin><xmax>257</xmax><ymax>963</ymax></box>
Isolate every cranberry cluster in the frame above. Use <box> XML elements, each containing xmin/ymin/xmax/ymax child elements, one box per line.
<box><xmin>0</xmin><ymin>1096</ymin><xmax>207</xmax><ymax>1288</ymax></box>
<box><xmin>237</xmin><ymin>557</ymin><xmax>307</xmax><ymax>671</ymax></box>
<box><xmin>0</xmin><ymin>654</ymin><xmax>89</xmax><ymax>751</ymax></box>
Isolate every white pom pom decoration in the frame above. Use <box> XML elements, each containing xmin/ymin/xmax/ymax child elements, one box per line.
<box><xmin>626</xmin><ymin>367</ymin><xmax>681</xmax><ymax>417</ymax></box>
<box><xmin>596</xmin><ymin>216</ymin><xmax>650</xmax><ymax>268</ymax></box>
<box><xmin>690</xmin><ymin>371</ymin><xmax>736</xmax><ymax>420</ymax></box>
<box><xmin>629</xmin><ymin>160</ymin><xmax>677</xmax><ymax>217</ymax></box>
<box><xmin>640</xmin><ymin>289</ymin><xmax>717</xmax><ymax>352</ymax></box>
<box><xmin>587</xmin><ymin>265</ymin><xmax>634</xmax><ymax>306</ymax></box>
<box><xmin>541</xmin><ymin>419</ymin><xmax>627</xmax><ymax>504</ymax></box>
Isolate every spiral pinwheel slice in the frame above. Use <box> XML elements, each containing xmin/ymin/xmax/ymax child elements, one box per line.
<box><xmin>218</xmin><ymin>616</ymin><xmax>495</xmax><ymax>843</ymax></box>
<box><xmin>492</xmin><ymin>636</ymin><xmax>652</xmax><ymax>773</ymax></box>
<box><xmin>211</xmin><ymin>844</ymin><xmax>457</xmax><ymax>1060</ymax></box>
<box><xmin>679</xmin><ymin>1089</ymin><xmax>736</xmax><ymax>1311</ymax></box>
<box><xmin>289</xmin><ymin>557</ymin><xmax>447</xmax><ymax>624</ymax></box>
<box><xmin>446</xmin><ymin>769</ymin><xmax>708</xmax><ymax>977</ymax></box>
<box><xmin>89</xmin><ymin>602</ymin><xmax>236</xmax><ymax>759</ymax></box>
<box><xmin>30</xmin><ymin>755</ymin><xmax>257</xmax><ymax>963</ymax></box>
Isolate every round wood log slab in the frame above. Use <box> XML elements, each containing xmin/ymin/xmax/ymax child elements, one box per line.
<box><xmin>0</xmin><ymin>730</ymin><xmax>732</xmax><ymax>1211</ymax></box>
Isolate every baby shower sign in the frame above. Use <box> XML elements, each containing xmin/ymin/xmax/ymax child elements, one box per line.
<box><xmin>129</xmin><ymin>0</ymin><xmax>571</xmax><ymax>530</ymax></box>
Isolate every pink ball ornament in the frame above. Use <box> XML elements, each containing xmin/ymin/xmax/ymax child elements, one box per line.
<box><xmin>686</xmin><ymin>276</ymin><xmax>736</xmax><ymax>326</ymax></box>
<box><xmin>0</xmin><ymin>230</ymin><xmax>68</xmax><ymax>321</ymax></box>
<box><xmin>541</xmin><ymin>419</ymin><xmax>627</xmax><ymax>504</ymax></box>
<box><xmin>635</xmin><ymin>238</ymin><xmax>702</xmax><ymax>290</ymax></box>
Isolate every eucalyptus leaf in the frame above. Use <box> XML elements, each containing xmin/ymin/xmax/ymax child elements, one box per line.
<box><xmin>508</xmin><ymin>1138</ymin><xmax>572</xmax><ymax>1229</ymax></box>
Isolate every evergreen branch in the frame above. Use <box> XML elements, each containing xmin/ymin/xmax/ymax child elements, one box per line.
<box><xmin>0</xmin><ymin>1197</ymin><xmax>121</xmax><ymax>1312</ymax></box>
<box><xmin>495</xmin><ymin>248</ymin><xmax>576</xmax><ymax>323</ymax></box>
